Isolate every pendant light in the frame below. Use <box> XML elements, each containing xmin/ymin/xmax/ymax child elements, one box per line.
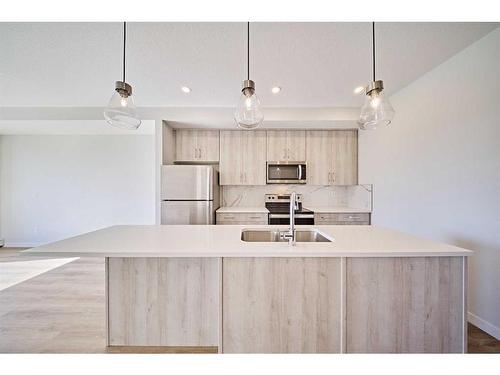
<box><xmin>104</xmin><ymin>22</ymin><xmax>141</xmax><ymax>130</ymax></box>
<box><xmin>234</xmin><ymin>22</ymin><xmax>264</xmax><ymax>130</ymax></box>
<box><xmin>358</xmin><ymin>22</ymin><xmax>395</xmax><ymax>130</ymax></box>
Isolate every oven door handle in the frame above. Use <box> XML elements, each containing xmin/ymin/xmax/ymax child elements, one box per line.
<box><xmin>298</xmin><ymin>164</ymin><xmax>302</xmax><ymax>180</ymax></box>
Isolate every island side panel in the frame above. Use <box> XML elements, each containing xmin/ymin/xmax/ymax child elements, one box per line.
<box><xmin>107</xmin><ymin>257</ymin><xmax>219</xmax><ymax>347</ymax></box>
<box><xmin>346</xmin><ymin>256</ymin><xmax>465</xmax><ymax>353</ymax></box>
<box><xmin>222</xmin><ymin>257</ymin><xmax>342</xmax><ymax>353</ymax></box>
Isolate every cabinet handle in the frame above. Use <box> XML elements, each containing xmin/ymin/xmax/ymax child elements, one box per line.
<box><xmin>331</xmin><ymin>171</ymin><xmax>335</xmax><ymax>183</ymax></box>
<box><xmin>328</xmin><ymin>172</ymin><xmax>331</xmax><ymax>184</ymax></box>
<box><xmin>288</xmin><ymin>148</ymin><xmax>290</xmax><ymax>159</ymax></box>
<box><xmin>249</xmin><ymin>216</ymin><xmax>262</xmax><ymax>219</ymax></box>
<box><xmin>283</xmin><ymin>149</ymin><xmax>287</xmax><ymax>159</ymax></box>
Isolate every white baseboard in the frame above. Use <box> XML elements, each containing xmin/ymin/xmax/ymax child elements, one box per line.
<box><xmin>468</xmin><ymin>312</ymin><xmax>500</xmax><ymax>340</ymax></box>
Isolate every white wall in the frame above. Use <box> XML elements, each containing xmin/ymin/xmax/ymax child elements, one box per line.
<box><xmin>0</xmin><ymin>134</ymin><xmax>155</xmax><ymax>246</ymax></box>
<box><xmin>359</xmin><ymin>28</ymin><xmax>500</xmax><ymax>338</ymax></box>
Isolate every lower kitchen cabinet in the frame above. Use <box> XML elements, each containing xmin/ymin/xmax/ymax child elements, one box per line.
<box><xmin>314</xmin><ymin>212</ymin><xmax>370</xmax><ymax>225</ymax></box>
<box><xmin>107</xmin><ymin>257</ymin><xmax>219</xmax><ymax>347</ymax></box>
<box><xmin>106</xmin><ymin>255</ymin><xmax>466</xmax><ymax>353</ymax></box>
<box><xmin>216</xmin><ymin>212</ymin><xmax>268</xmax><ymax>225</ymax></box>
<box><xmin>222</xmin><ymin>257</ymin><xmax>342</xmax><ymax>353</ymax></box>
<box><xmin>346</xmin><ymin>257</ymin><xmax>465</xmax><ymax>353</ymax></box>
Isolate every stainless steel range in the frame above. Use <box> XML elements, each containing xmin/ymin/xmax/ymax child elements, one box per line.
<box><xmin>265</xmin><ymin>194</ymin><xmax>315</xmax><ymax>225</ymax></box>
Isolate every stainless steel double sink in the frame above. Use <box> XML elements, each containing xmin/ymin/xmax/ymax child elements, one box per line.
<box><xmin>241</xmin><ymin>228</ymin><xmax>332</xmax><ymax>242</ymax></box>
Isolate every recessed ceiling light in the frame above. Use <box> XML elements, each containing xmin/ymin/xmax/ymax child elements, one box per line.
<box><xmin>181</xmin><ymin>86</ymin><xmax>191</xmax><ymax>93</ymax></box>
<box><xmin>354</xmin><ymin>86</ymin><xmax>365</xmax><ymax>94</ymax></box>
<box><xmin>271</xmin><ymin>86</ymin><xmax>281</xmax><ymax>94</ymax></box>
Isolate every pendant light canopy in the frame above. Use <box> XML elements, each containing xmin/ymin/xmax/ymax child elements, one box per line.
<box><xmin>104</xmin><ymin>22</ymin><xmax>141</xmax><ymax>130</ymax></box>
<box><xmin>234</xmin><ymin>22</ymin><xmax>264</xmax><ymax>130</ymax></box>
<box><xmin>358</xmin><ymin>22</ymin><xmax>395</xmax><ymax>130</ymax></box>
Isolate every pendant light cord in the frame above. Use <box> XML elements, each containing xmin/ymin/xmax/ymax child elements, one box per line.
<box><xmin>372</xmin><ymin>21</ymin><xmax>376</xmax><ymax>82</ymax></box>
<box><xmin>123</xmin><ymin>22</ymin><xmax>127</xmax><ymax>83</ymax></box>
<box><xmin>247</xmin><ymin>22</ymin><xmax>250</xmax><ymax>80</ymax></box>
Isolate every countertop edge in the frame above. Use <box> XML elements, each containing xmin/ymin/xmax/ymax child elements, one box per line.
<box><xmin>22</xmin><ymin>250</ymin><xmax>472</xmax><ymax>258</ymax></box>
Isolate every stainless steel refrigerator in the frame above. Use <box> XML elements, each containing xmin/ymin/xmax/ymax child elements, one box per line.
<box><xmin>161</xmin><ymin>165</ymin><xmax>220</xmax><ymax>224</ymax></box>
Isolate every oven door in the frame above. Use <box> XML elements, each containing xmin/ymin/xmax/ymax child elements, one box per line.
<box><xmin>267</xmin><ymin>162</ymin><xmax>306</xmax><ymax>184</ymax></box>
<box><xmin>268</xmin><ymin>214</ymin><xmax>314</xmax><ymax>225</ymax></box>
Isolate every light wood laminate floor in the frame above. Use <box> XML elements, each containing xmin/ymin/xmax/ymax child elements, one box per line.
<box><xmin>0</xmin><ymin>248</ymin><xmax>498</xmax><ymax>353</ymax></box>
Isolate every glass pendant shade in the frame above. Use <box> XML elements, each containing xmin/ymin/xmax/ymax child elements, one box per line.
<box><xmin>104</xmin><ymin>83</ymin><xmax>141</xmax><ymax>130</ymax></box>
<box><xmin>234</xmin><ymin>85</ymin><xmax>264</xmax><ymax>130</ymax></box>
<box><xmin>104</xmin><ymin>23</ymin><xmax>141</xmax><ymax>130</ymax></box>
<box><xmin>358</xmin><ymin>89</ymin><xmax>395</xmax><ymax>130</ymax></box>
<box><xmin>358</xmin><ymin>22</ymin><xmax>395</xmax><ymax>130</ymax></box>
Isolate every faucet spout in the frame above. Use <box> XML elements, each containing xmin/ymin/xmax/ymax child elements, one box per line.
<box><xmin>288</xmin><ymin>192</ymin><xmax>297</xmax><ymax>245</ymax></box>
<box><xmin>279</xmin><ymin>192</ymin><xmax>299</xmax><ymax>245</ymax></box>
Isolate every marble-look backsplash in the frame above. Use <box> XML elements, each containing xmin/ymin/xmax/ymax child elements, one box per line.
<box><xmin>221</xmin><ymin>184</ymin><xmax>372</xmax><ymax>210</ymax></box>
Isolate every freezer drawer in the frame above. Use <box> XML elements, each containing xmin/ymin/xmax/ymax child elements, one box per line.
<box><xmin>161</xmin><ymin>201</ymin><xmax>214</xmax><ymax>225</ymax></box>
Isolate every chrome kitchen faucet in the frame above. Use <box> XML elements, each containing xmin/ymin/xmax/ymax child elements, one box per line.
<box><xmin>280</xmin><ymin>191</ymin><xmax>299</xmax><ymax>245</ymax></box>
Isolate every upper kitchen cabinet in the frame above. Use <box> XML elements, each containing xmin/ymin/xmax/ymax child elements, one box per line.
<box><xmin>220</xmin><ymin>131</ymin><xmax>267</xmax><ymax>185</ymax></box>
<box><xmin>331</xmin><ymin>130</ymin><xmax>358</xmax><ymax>185</ymax></box>
<box><xmin>175</xmin><ymin>129</ymin><xmax>220</xmax><ymax>162</ymax></box>
<box><xmin>267</xmin><ymin>130</ymin><xmax>306</xmax><ymax>161</ymax></box>
<box><xmin>306</xmin><ymin>130</ymin><xmax>358</xmax><ymax>185</ymax></box>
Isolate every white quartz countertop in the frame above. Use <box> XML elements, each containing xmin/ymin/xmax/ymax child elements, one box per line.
<box><xmin>307</xmin><ymin>206</ymin><xmax>372</xmax><ymax>213</ymax></box>
<box><xmin>217</xmin><ymin>207</ymin><xmax>269</xmax><ymax>213</ymax></box>
<box><xmin>22</xmin><ymin>225</ymin><xmax>472</xmax><ymax>258</ymax></box>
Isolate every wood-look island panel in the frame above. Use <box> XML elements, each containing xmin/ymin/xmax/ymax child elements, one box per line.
<box><xmin>222</xmin><ymin>257</ymin><xmax>342</xmax><ymax>353</ymax></box>
<box><xmin>107</xmin><ymin>257</ymin><xmax>219</xmax><ymax>347</ymax></box>
<box><xmin>346</xmin><ymin>257</ymin><xmax>465</xmax><ymax>353</ymax></box>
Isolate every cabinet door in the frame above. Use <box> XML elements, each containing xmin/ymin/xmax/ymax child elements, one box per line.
<box><xmin>223</xmin><ymin>258</ymin><xmax>342</xmax><ymax>353</ymax></box>
<box><xmin>266</xmin><ymin>130</ymin><xmax>288</xmax><ymax>161</ymax></box>
<box><xmin>242</xmin><ymin>131</ymin><xmax>267</xmax><ymax>185</ymax></box>
<box><xmin>331</xmin><ymin>130</ymin><xmax>358</xmax><ymax>185</ymax></box>
<box><xmin>346</xmin><ymin>257</ymin><xmax>465</xmax><ymax>353</ymax></box>
<box><xmin>286</xmin><ymin>130</ymin><xmax>306</xmax><ymax>161</ymax></box>
<box><xmin>197</xmin><ymin>130</ymin><xmax>220</xmax><ymax>162</ymax></box>
<box><xmin>175</xmin><ymin>129</ymin><xmax>198</xmax><ymax>161</ymax></box>
<box><xmin>306</xmin><ymin>130</ymin><xmax>332</xmax><ymax>185</ymax></box>
<box><xmin>220</xmin><ymin>131</ymin><xmax>244</xmax><ymax>185</ymax></box>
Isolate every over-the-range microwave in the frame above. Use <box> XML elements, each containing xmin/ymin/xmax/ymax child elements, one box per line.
<box><xmin>266</xmin><ymin>162</ymin><xmax>307</xmax><ymax>184</ymax></box>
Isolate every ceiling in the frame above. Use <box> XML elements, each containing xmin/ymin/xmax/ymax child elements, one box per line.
<box><xmin>0</xmin><ymin>22</ymin><xmax>498</xmax><ymax>109</ymax></box>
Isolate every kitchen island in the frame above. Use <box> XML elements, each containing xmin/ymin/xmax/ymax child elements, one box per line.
<box><xmin>23</xmin><ymin>225</ymin><xmax>472</xmax><ymax>353</ymax></box>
